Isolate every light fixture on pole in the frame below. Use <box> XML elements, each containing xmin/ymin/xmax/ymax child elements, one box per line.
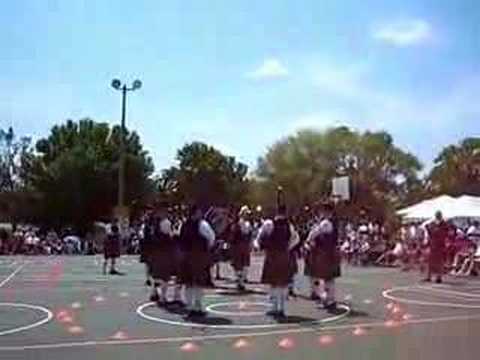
<box><xmin>111</xmin><ymin>78</ymin><xmax>142</xmax><ymax>229</ymax></box>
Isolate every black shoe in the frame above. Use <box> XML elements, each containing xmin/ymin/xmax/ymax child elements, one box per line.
<box><xmin>266</xmin><ymin>310</ymin><xmax>279</xmax><ymax>317</ymax></box>
<box><xmin>150</xmin><ymin>293</ymin><xmax>160</xmax><ymax>302</ymax></box>
<box><xmin>110</xmin><ymin>269</ymin><xmax>125</xmax><ymax>276</ymax></box>
<box><xmin>186</xmin><ymin>310</ymin><xmax>196</xmax><ymax>318</ymax></box>
<box><xmin>157</xmin><ymin>299</ymin><xmax>167</xmax><ymax>308</ymax></box>
<box><xmin>288</xmin><ymin>289</ymin><xmax>297</xmax><ymax>298</ymax></box>
<box><xmin>237</xmin><ymin>284</ymin><xmax>246</xmax><ymax>292</ymax></box>
<box><xmin>276</xmin><ymin>311</ymin><xmax>286</xmax><ymax>319</ymax></box>
<box><xmin>310</xmin><ymin>292</ymin><xmax>320</xmax><ymax>301</ymax></box>
<box><xmin>435</xmin><ymin>277</ymin><xmax>442</xmax><ymax>284</ymax></box>
<box><xmin>187</xmin><ymin>310</ymin><xmax>206</xmax><ymax>318</ymax></box>
<box><xmin>196</xmin><ymin>310</ymin><xmax>207</xmax><ymax>317</ymax></box>
<box><xmin>324</xmin><ymin>302</ymin><xmax>337</xmax><ymax>312</ymax></box>
<box><xmin>145</xmin><ymin>279</ymin><xmax>152</xmax><ymax>286</ymax></box>
<box><xmin>170</xmin><ymin>300</ymin><xmax>185</xmax><ymax>307</ymax></box>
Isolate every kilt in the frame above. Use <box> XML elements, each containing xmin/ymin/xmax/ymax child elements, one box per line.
<box><xmin>139</xmin><ymin>242</ymin><xmax>153</xmax><ymax>263</ymax></box>
<box><xmin>149</xmin><ymin>246</ymin><xmax>178</xmax><ymax>281</ymax></box>
<box><xmin>231</xmin><ymin>242</ymin><xmax>251</xmax><ymax>271</ymax></box>
<box><xmin>429</xmin><ymin>247</ymin><xmax>445</xmax><ymax>274</ymax></box>
<box><xmin>104</xmin><ymin>238</ymin><xmax>120</xmax><ymax>259</ymax></box>
<box><xmin>261</xmin><ymin>251</ymin><xmax>290</xmax><ymax>287</ymax></box>
<box><xmin>179</xmin><ymin>250</ymin><xmax>211</xmax><ymax>286</ymax></box>
<box><xmin>309</xmin><ymin>249</ymin><xmax>341</xmax><ymax>281</ymax></box>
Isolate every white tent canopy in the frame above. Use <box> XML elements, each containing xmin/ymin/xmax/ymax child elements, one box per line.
<box><xmin>398</xmin><ymin>195</ymin><xmax>480</xmax><ymax>222</ymax></box>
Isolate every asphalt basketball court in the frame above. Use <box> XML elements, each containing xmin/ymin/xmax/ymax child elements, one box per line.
<box><xmin>0</xmin><ymin>255</ymin><xmax>479</xmax><ymax>360</ymax></box>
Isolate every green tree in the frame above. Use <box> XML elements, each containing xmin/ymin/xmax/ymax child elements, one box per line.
<box><xmin>27</xmin><ymin>118</ymin><xmax>154</xmax><ymax>231</ymax></box>
<box><xmin>0</xmin><ymin>127</ymin><xmax>33</xmax><ymax>192</ymax></box>
<box><xmin>158</xmin><ymin>142</ymin><xmax>249</xmax><ymax>207</ymax></box>
<box><xmin>427</xmin><ymin>137</ymin><xmax>480</xmax><ymax>196</ymax></box>
<box><xmin>255</xmin><ymin>126</ymin><xmax>422</xmax><ymax>220</ymax></box>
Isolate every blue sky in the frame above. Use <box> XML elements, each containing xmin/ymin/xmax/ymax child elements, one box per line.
<box><xmin>1</xmin><ymin>0</ymin><xmax>479</xmax><ymax>174</ymax></box>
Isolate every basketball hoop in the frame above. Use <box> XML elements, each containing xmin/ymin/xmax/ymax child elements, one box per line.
<box><xmin>332</xmin><ymin>176</ymin><xmax>350</xmax><ymax>201</ymax></box>
<box><xmin>331</xmin><ymin>194</ymin><xmax>342</xmax><ymax>205</ymax></box>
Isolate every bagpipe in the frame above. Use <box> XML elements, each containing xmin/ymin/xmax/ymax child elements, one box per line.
<box><xmin>204</xmin><ymin>206</ymin><xmax>235</xmax><ymax>263</ymax></box>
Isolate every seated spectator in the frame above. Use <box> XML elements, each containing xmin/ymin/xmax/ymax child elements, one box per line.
<box><xmin>358</xmin><ymin>238</ymin><xmax>371</xmax><ymax>265</ymax></box>
<box><xmin>340</xmin><ymin>239</ymin><xmax>353</xmax><ymax>263</ymax></box>
<box><xmin>451</xmin><ymin>241</ymin><xmax>478</xmax><ymax>276</ymax></box>
<box><xmin>376</xmin><ymin>239</ymin><xmax>404</xmax><ymax>266</ymax></box>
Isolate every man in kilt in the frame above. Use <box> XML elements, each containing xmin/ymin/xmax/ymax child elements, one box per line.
<box><xmin>178</xmin><ymin>205</ymin><xmax>216</xmax><ymax>317</ymax></box>
<box><xmin>139</xmin><ymin>207</ymin><xmax>155</xmax><ymax>286</ymax></box>
<box><xmin>257</xmin><ymin>204</ymin><xmax>300</xmax><ymax>318</ymax></box>
<box><xmin>103</xmin><ymin>221</ymin><xmax>124</xmax><ymax>275</ymax></box>
<box><xmin>424</xmin><ymin>210</ymin><xmax>449</xmax><ymax>283</ymax></box>
<box><xmin>229</xmin><ymin>206</ymin><xmax>253</xmax><ymax>292</ymax></box>
<box><xmin>147</xmin><ymin>205</ymin><xmax>181</xmax><ymax>306</ymax></box>
<box><xmin>306</xmin><ymin>202</ymin><xmax>341</xmax><ymax>311</ymax></box>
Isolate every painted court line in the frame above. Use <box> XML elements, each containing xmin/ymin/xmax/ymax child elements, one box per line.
<box><xmin>0</xmin><ymin>303</ymin><xmax>53</xmax><ymax>336</ymax></box>
<box><xmin>137</xmin><ymin>302</ymin><xmax>351</xmax><ymax>329</ymax></box>
<box><xmin>416</xmin><ymin>285</ymin><xmax>480</xmax><ymax>298</ymax></box>
<box><xmin>383</xmin><ymin>286</ymin><xmax>480</xmax><ymax>309</ymax></box>
<box><xmin>0</xmin><ymin>264</ymin><xmax>25</xmax><ymax>289</ymax></box>
<box><xmin>205</xmin><ymin>301</ymin><xmax>272</xmax><ymax>317</ymax></box>
<box><xmin>1</xmin><ymin>312</ymin><xmax>480</xmax><ymax>351</ymax></box>
<box><xmin>410</xmin><ymin>287</ymin><xmax>480</xmax><ymax>302</ymax></box>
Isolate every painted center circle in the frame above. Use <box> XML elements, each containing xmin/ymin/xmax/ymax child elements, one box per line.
<box><xmin>206</xmin><ymin>301</ymin><xmax>271</xmax><ymax>316</ymax></box>
<box><xmin>136</xmin><ymin>302</ymin><xmax>350</xmax><ymax>330</ymax></box>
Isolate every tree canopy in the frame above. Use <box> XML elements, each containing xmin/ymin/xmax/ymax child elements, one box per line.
<box><xmin>26</xmin><ymin>118</ymin><xmax>154</xmax><ymax>231</ymax></box>
<box><xmin>427</xmin><ymin>137</ymin><xmax>480</xmax><ymax>196</ymax></box>
<box><xmin>254</xmin><ymin>126</ymin><xmax>423</xmax><ymax>220</ymax></box>
<box><xmin>157</xmin><ymin>141</ymin><xmax>249</xmax><ymax>208</ymax></box>
<box><xmin>0</xmin><ymin>127</ymin><xmax>32</xmax><ymax>192</ymax></box>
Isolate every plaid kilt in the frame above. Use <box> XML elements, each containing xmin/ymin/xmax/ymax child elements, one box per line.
<box><xmin>261</xmin><ymin>250</ymin><xmax>290</xmax><ymax>287</ymax></box>
<box><xmin>429</xmin><ymin>246</ymin><xmax>445</xmax><ymax>274</ymax></box>
<box><xmin>231</xmin><ymin>242</ymin><xmax>251</xmax><ymax>271</ymax></box>
<box><xmin>179</xmin><ymin>250</ymin><xmax>211</xmax><ymax>286</ymax></box>
<box><xmin>309</xmin><ymin>249</ymin><xmax>341</xmax><ymax>281</ymax></box>
<box><xmin>104</xmin><ymin>237</ymin><xmax>121</xmax><ymax>259</ymax></box>
<box><xmin>149</xmin><ymin>245</ymin><xmax>178</xmax><ymax>281</ymax></box>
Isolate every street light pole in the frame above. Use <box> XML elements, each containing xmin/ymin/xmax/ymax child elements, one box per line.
<box><xmin>119</xmin><ymin>84</ymin><xmax>127</xmax><ymax>209</ymax></box>
<box><xmin>111</xmin><ymin>79</ymin><xmax>142</xmax><ymax>223</ymax></box>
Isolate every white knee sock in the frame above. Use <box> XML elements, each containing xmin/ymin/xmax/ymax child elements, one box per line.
<box><xmin>160</xmin><ymin>282</ymin><xmax>168</xmax><ymax>301</ymax></box>
<box><xmin>325</xmin><ymin>280</ymin><xmax>336</xmax><ymax>304</ymax></box>
<box><xmin>278</xmin><ymin>287</ymin><xmax>287</xmax><ymax>312</ymax></box>
<box><xmin>185</xmin><ymin>287</ymin><xmax>193</xmax><ymax>310</ymax></box>
<box><xmin>193</xmin><ymin>287</ymin><xmax>203</xmax><ymax>311</ymax></box>
<box><xmin>173</xmin><ymin>284</ymin><xmax>183</xmax><ymax>302</ymax></box>
<box><xmin>236</xmin><ymin>271</ymin><xmax>243</xmax><ymax>285</ymax></box>
<box><xmin>242</xmin><ymin>268</ymin><xmax>248</xmax><ymax>283</ymax></box>
<box><xmin>271</xmin><ymin>287</ymin><xmax>279</xmax><ymax>312</ymax></box>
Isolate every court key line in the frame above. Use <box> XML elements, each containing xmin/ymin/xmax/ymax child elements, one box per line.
<box><xmin>0</xmin><ymin>263</ymin><xmax>25</xmax><ymax>289</ymax></box>
<box><xmin>1</xmin><ymin>312</ymin><xmax>480</xmax><ymax>352</ymax></box>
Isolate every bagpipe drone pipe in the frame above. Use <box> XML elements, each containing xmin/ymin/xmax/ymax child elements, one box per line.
<box><xmin>204</xmin><ymin>206</ymin><xmax>234</xmax><ymax>263</ymax></box>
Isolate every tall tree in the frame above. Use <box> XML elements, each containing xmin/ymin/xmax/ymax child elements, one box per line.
<box><xmin>27</xmin><ymin>118</ymin><xmax>154</xmax><ymax>231</ymax></box>
<box><xmin>255</xmin><ymin>126</ymin><xmax>422</xmax><ymax>220</ymax></box>
<box><xmin>428</xmin><ymin>137</ymin><xmax>480</xmax><ymax>196</ymax></box>
<box><xmin>158</xmin><ymin>142</ymin><xmax>249</xmax><ymax>207</ymax></box>
<box><xmin>0</xmin><ymin>127</ymin><xmax>33</xmax><ymax>192</ymax></box>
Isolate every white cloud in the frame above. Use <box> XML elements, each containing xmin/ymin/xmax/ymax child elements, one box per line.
<box><xmin>246</xmin><ymin>58</ymin><xmax>289</xmax><ymax>80</ymax></box>
<box><xmin>289</xmin><ymin>111</ymin><xmax>355</xmax><ymax>133</ymax></box>
<box><xmin>372</xmin><ymin>19</ymin><xmax>433</xmax><ymax>47</ymax></box>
